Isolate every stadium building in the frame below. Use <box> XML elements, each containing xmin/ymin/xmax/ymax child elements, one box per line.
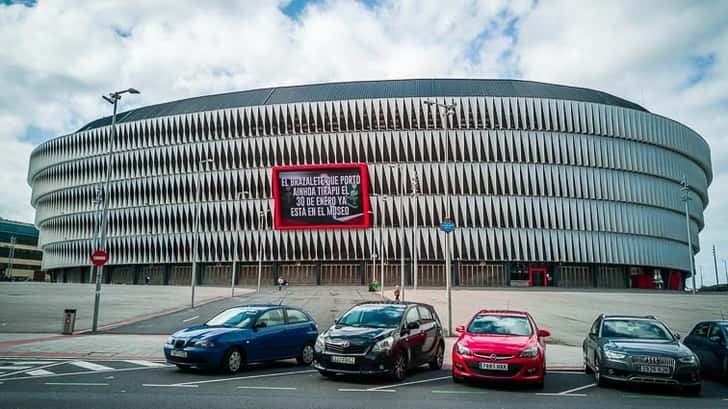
<box><xmin>27</xmin><ymin>79</ymin><xmax>712</xmax><ymax>289</ymax></box>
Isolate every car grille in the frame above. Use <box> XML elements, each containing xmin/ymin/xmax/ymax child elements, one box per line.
<box><xmin>466</xmin><ymin>361</ymin><xmax>522</xmax><ymax>377</ymax></box>
<box><xmin>630</xmin><ymin>355</ymin><xmax>675</xmax><ymax>377</ymax></box>
<box><xmin>473</xmin><ymin>352</ymin><xmax>514</xmax><ymax>360</ymax></box>
<box><xmin>173</xmin><ymin>339</ymin><xmax>188</xmax><ymax>348</ymax></box>
<box><xmin>325</xmin><ymin>341</ymin><xmax>369</xmax><ymax>355</ymax></box>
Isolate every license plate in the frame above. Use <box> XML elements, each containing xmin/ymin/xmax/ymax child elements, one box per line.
<box><xmin>639</xmin><ymin>365</ymin><xmax>670</xmax><ymax>374</ymax></box>
<box><xmin>479</xmin><ymin>362</ymin><xmax>508</xmax><ymax>371</ymax></box>
<box><xmin>170</xmin><ymin>350</ymin><xmax>188</xmax><ymax>358</ymax></box>
<box><xmin>330</xmin><ymin>355</ymin><xmax>356</xmax><ymax>365</ymax></box>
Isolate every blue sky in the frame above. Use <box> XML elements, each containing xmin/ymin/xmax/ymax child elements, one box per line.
<box><xmin>0</xmin><ymin>0</ymin><xmax>726</xmax><ymax>285</ymax></box>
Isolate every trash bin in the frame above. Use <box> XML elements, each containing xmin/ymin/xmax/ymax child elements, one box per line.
<box><xmin>62</xmin><ymin>309</ymin><xmax>76</xmax><ymax>335</ymax></box>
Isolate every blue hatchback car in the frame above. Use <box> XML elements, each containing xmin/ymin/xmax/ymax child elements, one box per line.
<box><xmin>164</xmin><ymin>304</ymin><xmax>318</xmax><ymax>373</ymax></box>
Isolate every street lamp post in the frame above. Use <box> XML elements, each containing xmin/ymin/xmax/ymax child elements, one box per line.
<box><xmin>680</xmin><ymin>176</ymin><xmax>696</xmax><ymax>294</ymax></box>
<box><xmin>723</xmin><ymin>259</ymin><xmax>727</xmax><ymax>286</ymax></box>
<box><xmin>372</xmin><ymin>194</ymin><xmax>390</xmax><ymax>298</ymax></box>
<box><xmin>92</xmin><ymin>88</ymin><xmax>139</xmax><ymax>332</ymax></box>
<box><xmin>231</xmin><ymin>191</ymin><xmax>250</xmax><ymax>297</ymax></box>
<box><xmin>191</xmin><ymin>158</ymin><xmax>214</xmax><ymax>308</ymax></box>
<box><xmin>257</xmin><ymin>208</ymin><xmax>271</xmax><ymax>294</ymax></box>
<box><xmin>423</xmin><ymin>100</ymin><xmax>457</xmax><ymax>336</ymax></box>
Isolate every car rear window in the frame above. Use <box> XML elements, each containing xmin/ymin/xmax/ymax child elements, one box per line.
<box><xmin>602</xmin><ymin>319</ymin><xmax>672</xmax><ymax>340</ymax></box>
<box><xmin>468</xmin><ymin>315</ymin><xmax>532</xmax><ymax>336</ymax></box>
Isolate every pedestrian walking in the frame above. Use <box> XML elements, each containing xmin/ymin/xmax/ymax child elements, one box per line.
<box><xmin>277</xmin><ymin>276</ymin><xmax>287</xmax><ymax>291</ymax></box>
<box><xmin>393</xmin><ymin>285</ymin><xmax>401</xmax><ymax>301</ymax></box>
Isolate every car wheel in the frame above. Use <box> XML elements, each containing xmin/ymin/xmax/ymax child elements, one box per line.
<box><xmin>594</xmin><ymin>358</ymin><xmax>608</xmax><ymax>387</ymax></box>
<box><xmin>429</xmin><ymin>343</ymin><xmax>444</xmax><ymax>370</ymax></box>
<box><xmin>723</xmin><ymin>357</ymin><xmax>728</xmax><ymax>383</ymax></box>
<box><xmin>297</xmin><ymin>342</ymin><xmax>315</xmax><ymax>366</ymax></box>
<box><xmin>391</xmin><ymin>353</ymin><xmax>407</xmax><ymax>381</ymax></box>
<box><xmin>682</xmin><ymin>384</ymin><xmax>701</xmax><ymax>396</ymax></box>
<box><xmin>222</xmin><ymin>347</ymin><xmax>244</xmax><ymax>374</ymax></box>
<box><xmin>534</xmin><ymin>376</ymin><xmax>545</xmax><ymax>389</ymax></box>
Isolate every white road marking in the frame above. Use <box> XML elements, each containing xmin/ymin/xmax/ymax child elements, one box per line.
<box><xmin>27</xmin><ymin>369</ymin><xmax>55</xmax><ymax>376</ymax></box>
<box><xmin>69</xmin><ymin>361</ymin><xmax>114</xmax><ymax>371</ymax></box>
<box><xmin>182</xmin><ymin>315</ymin><xmax>199</xmax><ymax>323</ymax></box>
<box><xmin>124</xmin><ymin>360</ymin><xmax>168</xmax><ymax>368</ymax></box>
<box><xmin>173</xmin><ymin>369</ymin><xmax>316</xmax><ymax>386</ymax></box>
<box><xmin>338</xmin><ymin>388</ymin><xmax>397</xmax><ymax>393</ymax></box>
<box><xmin>143</xmin><ymin>384</ymin><xmax>199</xmax><ymax>388</ymax></box>
<box><xmin>0</xmin><ymin>361</ymin><xmax>67</xmax><ymax>379</ymax></box>
<box><xmin>556</xmin><ymin>383</ymin><xmax>596</xmax><ymax>395</ymax></box>
<box><xmin>45</xmin><ymin>382</ymin><xmax>109</xmax><ymax>386</ymax></box>
<box><xmin>536</xmin><ymin>393</ymin><xmax>588</xmax><ymax>397</ymax></box>
<box><xmin>0</xmin><ymin>364</ymin><xmax>168</xmax><ymax>381</ymax></box>
<box><xmin>0</xmin><ymin>366</ymin><xmax>31</xmax><ymax>370</ymax></box>
<box><xmin>367</xmin><ymin>375</ymin><xmax>451</xmax><ymax>391</ymax></box>
<box><xmin>1</xmin><ymin>361</ymin><xmax>55</xmax><ymax>365</ymax></box>
<box><xmin>237</xmin><ymin>386</ymin><xmax>297</xmax><ymax>391</ymax></box>
<box><xmin>547</xmin><ymin>370</ymin><xmax>588</xmax><ymax>375</ymax></box>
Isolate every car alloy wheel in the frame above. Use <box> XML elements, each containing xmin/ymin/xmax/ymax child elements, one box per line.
<box><xmin>225</xmin><ymin>348</ymin><xmax>243</xmax><ymax>373</ymax></box>
<box><xmin>392</xmin><ymin>354</ymin><xmax>407</xmax><ymax>381</ymax></box>
<box><xmin>299</xmin><ymin>343</ymin><xmax>315</xmax><ymax>366</ymax></box>
<box><xmin>429</xmin><ymin>344</ymin><xmax>444</xmax><ymax>370</ymax></box>
<box><xmin>583</xmin><ymin>352</ymin><xmax>593</xmax><ymax>374</ymax></box>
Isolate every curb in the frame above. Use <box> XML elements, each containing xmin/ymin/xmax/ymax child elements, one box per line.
<box><xmin>74</xmin><ymin>295</ymin><xmax>227</xmax><ymax>334</ymax></box>
<box><xmin>0</xmin><ymin>352</ymin><xmax>165</xmax><ymax>361</ymax></box>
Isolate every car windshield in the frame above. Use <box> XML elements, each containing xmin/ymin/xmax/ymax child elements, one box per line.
<box><xmin>206</xmin><ymin>308</ymin><xmax>260</xmax><ymax>328</ymax></box>
<box><xmin>468</xmin><ymin>315</ymin><xmax>533</xmax><ymax>336</ymax></box>
<box><xmin>602</xmin><ymin>319</ymin><xmax>673</xmax><ymax>340</ymax></box>
<box><xmin>337</xmin><ymin>305</ymin><xmax>405</xmax><ymax>328</ymax></box>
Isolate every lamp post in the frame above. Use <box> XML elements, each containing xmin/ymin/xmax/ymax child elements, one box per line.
<box><xmin>6</xmin><ymin>236</ymin><xmax>16</xmax><ymax>279</ymax></box>
<box><xmin>372</xmin><ymin>194</ymin><xmax>390</xmax><ymax>298</ymax></box>
<box><xmin>712</xmin><ymin>245</ymin><xmax>720</xmax><ymax>288</ymax></box>
<box><xmin>231</xmin><ymin>191</ymin><xmax>250</xmax><ymax>297</ymax></box>
<box><xmin>423</xmin><ymin>100</ymin><xmax>457</xmax><ymax>336</ymax></box>
<box><xmin>92</xmin><ymin>87</ymin><xmax>139</xmax><ymax>332</ymax></box>
<box><xmin>723</xmin><ymin>259</ymin><xmax>727</xmax><ymax>286</ymax></box>
<box><xmin>257</xmin><ymin>208</ymin><xmax>271</xmax><ymax>294</ymax></box>
<box><xmin>680</xmin><ymin>176</ymin><xmax>696</xmax><ymax>294</ymax></box>
<box><xmin>191</xmin><ymin>157</ymin><xmax>214</xmax><ymax>308</ymax></box>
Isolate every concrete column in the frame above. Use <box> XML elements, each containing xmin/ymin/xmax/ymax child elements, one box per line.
<box><xmin>359</xmin><ymin>261</ymin><xmax>366</xmax><ymax>285</ymax></box>
<box><xmin>552</xmin><ymin>264</ymin><xmax>561</xmax><ymax>287</ymax></box>
<box><xmin>505</xmin><ymin>262</ymin><xmax>512</xmax><ymax>287</ymax></box>
<box><xmin>591</xmin><ymin>265</ymin><xmax>598</xmax><ymax>288</ymax></box>
<box><xmin>315</xmin><ymin>262</ymin><xmax>322</xmax><ymax>286</ymax></box>
<box><xmin>161</xmin><ymin>264</ymin><xmax>170</xmax><ymax>285</ymax></box>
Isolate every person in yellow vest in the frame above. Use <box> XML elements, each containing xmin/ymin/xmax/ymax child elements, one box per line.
<box><xmin>393</xmin><ymin>285</ymin><xmax>401</xmax><ymax>301</ymax></box>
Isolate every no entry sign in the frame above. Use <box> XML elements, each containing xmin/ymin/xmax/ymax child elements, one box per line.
<box><xmin>90</xmin><ymin>250</ymin><xmax>109</xmax><ymax>266</ymax></box>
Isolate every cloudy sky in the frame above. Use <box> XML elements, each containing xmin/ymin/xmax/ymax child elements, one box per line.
<box><xmin>1</xmin><ymin>0</ymin><xmax>726</xmax><ymax>285</ymax></box>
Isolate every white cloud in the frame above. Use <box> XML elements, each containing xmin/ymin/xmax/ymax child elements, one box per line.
<box><xmin>1</xmin><ymin>0</ymin><xmax>726</xmax><ymax>284</ymax></box>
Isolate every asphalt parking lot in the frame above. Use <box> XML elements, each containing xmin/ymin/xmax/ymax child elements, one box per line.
<box><xmin>0</xmin><ymin>357</ymin><xmax>726</xmax><ymax>409</ymax></box>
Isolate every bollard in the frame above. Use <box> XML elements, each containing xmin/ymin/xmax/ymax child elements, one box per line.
<box><xmin>62</xmin><ymin>309</ymin><xmax>77</xmax><ymax>335</ymax></box>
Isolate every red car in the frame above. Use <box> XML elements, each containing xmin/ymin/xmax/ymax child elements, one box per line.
<box><xmin>452</xmin><ymin>310</ymin><xmax>550</xmax><ymax>387</ymax></box>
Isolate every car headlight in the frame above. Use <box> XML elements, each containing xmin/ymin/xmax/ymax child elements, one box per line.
<box><xmin>604</xmin><ymin>349</ymin><xmax>627</xmax><ymax>360</ymax></box>
<box><xmin>192</xmin><ymin>339</ymin><xmax>216</xmax><ymax>348</ymax></box>
<box><xmin>455</xmin><ymin>342</ymin><xmax>471</xmax><ymax>356</ymax></box>
<box><xmin>315</xmin><ymin>334</ymin><xmax>326</xmax><ymax>353</ymax></box>
<box><xmin>372</xmin><ymin>336</ymin><xmax>394</xmax><ymax>353</ymax></box>
<box><xmin>518</xmin><ymin>346</ymin><xmax>538</xmax><ymax>358</ymax></box>
<box><xmin>166</xmin><ymin>337</ymin><xmax>174</xmax><ymax>345</ymax></box>
<box><xmin>678</xmin><ymin>355</ymin><xmax>697</xmax><ymax>364</ymax></box>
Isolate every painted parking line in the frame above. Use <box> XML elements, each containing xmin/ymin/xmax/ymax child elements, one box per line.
<box><xmin>622</xmin><ymin>394</ymin><xmax>683</xmax><ymax>400</ymax></box>
<box><xmin>173</xmin><ymin>369</ymin><xmax>317</xmax><ymax>386</ymax></box>
<box><xmin>124</xmin><ymin>360</ymin><xmax>168</xmax><ymax>368</ymax></box>
<box><xmin>27</xmin><ymin>369</ymin><xmax>55</xmax><ymax>376</ymax></box>
<box><xmin>45</xmin><ymin>382</ymin><xmax>109</xmax><ymax>386</ymax></box>
<box><xmin>182</xmin><ymin>315</ymin><xmax>199</xmax><ymax>323</ymax></box>
<box><xmin>338</xmin><ymin>388</ymin><xmax>397</xmax><ymax>393</ymax></box>
<box><xmin>556</xmin><ymin>383</ymin><xmax>596</xmax><ymax>395</ymax></box>
<box><xmin>70</xmin><ymin>361</ymin><xmax>114</xmax><ymax>371</ymax></box>
<box><xmin>0</xmin><ymin>366</ymin><xmax>32</xmax><ymax>370</ymax></box>
<box><xmin>1</xmin><ymin>361</ymin><xmax>56</xmax><ymax>365</ymax></box>
<box><xmin>0</xmin><ymin>364</ymin><xmax>171</xmax><ymax>381</ymax></box>
<box><xmin>237</xmin><ymin>386</ymin><xmax>297</xmax><ymax>391</ymax></box>
<box><xmin>432</xmin><ymin>390</ymin><xmax>489</xmax><ymax>395</ymax></box>
<box><xmin>536</xmin><ymin>393</ymin><xmax>587</xmax><ymax>397</ymax></box>
<box><xmin>143</xmin><ymin>384</ymin><xmax>199</xmax><ymax>388</ymax></box>
<box><xmin>367</xmin><ymin>375</ymin><xmax>452</xmax><ymax>391</ymax></box>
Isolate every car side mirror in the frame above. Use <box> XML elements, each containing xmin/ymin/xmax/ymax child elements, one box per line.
<box><xmin>455</xmin><ymin>325</ymin><xmax>465</xmax><ymax>334</ymax></box>
<box><xmin>407</xmin><ymin>321</ymin><xmax>420</xmax><ymax>330</ymax></box>
<box><xmin>538</xmin><ymin>329</ymin><xmax>551</xmax><ymax>338</ymax></box>
<box><xmin>675</xmin><ymin>333</ymin><xmax>681</xmax><ymax>340</ymax></box>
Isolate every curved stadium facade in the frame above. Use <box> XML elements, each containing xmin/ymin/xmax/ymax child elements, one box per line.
<box><xmin>27</xmin><ymin>79</ymin><xmax>712</xmax><ymax>289</ymax></box>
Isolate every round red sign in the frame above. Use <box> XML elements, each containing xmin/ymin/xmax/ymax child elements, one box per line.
<box><xmin>90</xmin><ymin>250</ymin><xmax>109</xmax><ymax>266</ymax></box>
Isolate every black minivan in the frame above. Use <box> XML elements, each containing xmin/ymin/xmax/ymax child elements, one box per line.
<box><xmin>312</xmin><ymin>301</ymin><xmax>445</xmax><ymax>381</ymax></box>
